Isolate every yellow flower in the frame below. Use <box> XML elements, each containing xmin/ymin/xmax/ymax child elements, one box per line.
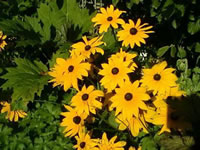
<box><xmin>49</xmin><ymin>57</ymin><xmax>91</xmax><ymax>91</ymax></box>
<box><xmin>92</xmin><ymin>5</ymin><xmax>125</xmax><ymax>33</ymax></box>
<box><xmin>97</xmin><ymin>132</ymin><xmax>126</xmax><ymax>150</ymax></box>
<box><xmin>110</xmin><ymin>80</ymin><xmax>150</xmax><ymax>119</ymax></box>
<box><xmin>99</xmin><ymin>57</ymin><xmax>132</xmax><ymax>92</ymax></box>
<box><xmin>71</xmin><ymin>85</ymin><xmax>104</xmax><ymax>115</ymax></box>
<box><xmin>141</xmin><ymin>61</ymin><xmax>178</xmax><ymax>95</ymax></box>
<box><xmin>60</xmin><ymin>105</ymin><xmax>87</xmax><ymax>137</ymax></box>
<box><xmin>71</xmin><ymin>36</ymin><xmax>104</xmax><ymax>60</ymax></box>
<box><xmin>0</xmin><ymin>101</ymin><xmax>27</xmax><ymax>122</ymax></box>
<box><xmin>109</xmin><ymin>48</ymin><xmax>137</xmax><ymax>71</ymax></box>
<box><xmin>0</xmin><ymin>31</ymin><xmax>7</xmax><ymax>50</ymax></box>
<box><xmin>117</xmin><ymin>19</ymin><xmax>154</xmax><ymax>48</ymax></box>
<box><xmin>74</xmin><ymin>129</ymin><xmax>99</xmax><ymax>150</ymax></box>
<box><xmin>116</xmin><ymin>113</ymin><xmax>148</xmax><ymax>137</ymax></box>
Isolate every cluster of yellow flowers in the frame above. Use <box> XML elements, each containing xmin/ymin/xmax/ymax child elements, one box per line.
<box><xmin>47</xmin><ymin>4</ymin><xmax>191</xmax><ymax>150</ymax></box>
<box><xmin>48</xmin><ymin>4</ymin><xmax>190</xmax><ymax>150</ymax></box>
<box><xmin>0</xmin><ymin>31</ymin><xmax>7</xmax><ymax>51</ymax></box>
<box><xmin>0</xmin><ymin>101</ymin><xmax>27</xmax><ymax>122</ymax></box>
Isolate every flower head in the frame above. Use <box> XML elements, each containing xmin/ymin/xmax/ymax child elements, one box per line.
<box><xmin>71</xmin><ymin>85</ymin><xmax>104</xmax><ymax>115</ymax></box>
<box><xmin>109</xmin><ymin>48</ymin><xmax>137</xmax><ymax>71</ymax></box>
<box><xmin>49</xmin><ymin>57</ymin><xmax>91</xmax><ymax>91</ymax></box>
<box><xmin>0</xmin><ymin>101</ymin><xmax>27</xmax><ymax>122</ymax></box>
<box><xmin>97</xmin><ymin>132</ymin><xmax>126</xmax><ymax>150</ymax></box>
<box><xmin>74</xmin><ymin>130</ymin><xmax>99</xmax><ymax>150</ymax></box>
<box><xmin>141</xmin><ymin>61</ymin><xmax>178</xmax><ymax>95</ymax></box>
<box><xmin>99</xmin><ymin>57</ymin><xmax>132</xmax><ymax>92</ymax></box>
<box><xmin>71</xmin><ymin>36</ymin><xmax>104</xmax><ymax>60</ymax></box>
<box><xmin>92</xmin><ymin>5</ymin><xmax>125</xmax><ymax>33</ymax></box>
<box><xmin>60</xmin><ymin>105</ymin><xmax>88</xmax><ymax>137</ymax></box>
<box><xmin>117</xmin><ymin>19</ymin><xmax>154</xmax><ymax>48</ymax></box>
<box><xmin>0</xmin><ymin>31</ymin><xmax>7</xmax><ymax>51</ymax></box>
<box><xmin>110</xmin><ymin>80</ymin><xmax>150</xmax><ymax>119</ymax></box>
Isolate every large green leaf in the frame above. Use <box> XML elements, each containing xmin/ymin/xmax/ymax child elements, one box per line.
<box><xmin>1</xmin><ymin>58</ymin><xmax>50</xmax><ymax>103</ymax></box>
<box><xmin>61</xmin><ymin>0</ymin><xmax>95</xmax><ymax>39</ymax></box>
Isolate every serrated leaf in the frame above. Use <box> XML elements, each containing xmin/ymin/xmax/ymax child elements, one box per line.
<box><xmin>157</xmin><ymin>46</ymin><xmax>170</xmax><ymax>57</ymax></box>
<box><xmin>61</xmin><ymin>0</ymin><xmax>94</xmax><ymax>39</ymax></box>
<box><xmin>1</xmin><ymin>58</ymin><xmax>50</xmax><ymax>103</ymax></box>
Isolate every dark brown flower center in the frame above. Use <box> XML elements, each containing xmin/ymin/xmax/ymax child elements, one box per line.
<box><xmin>130</xmin><ymin>28</ymin><xmax>138</xmax><ymax>35</ymax></box>
<box><xmin>111</xmin><ymin>67</ymin><xmax>119</xmax><ymax>75</ymax></box>
<box><xmin>68</xmin><ymin>65</ymin><xmax>74</xmax><ymax>72</ymax></box>
<box><xmin>153</xmin><ymin>73</ymin><xmax>161</xmax><ymax>81</ymax></box>
<box><xmin>85</xmin><ymin>45</ymin><xmax>91</xmax><ymax>51</ymax></box>
<box><xmin>73</xmin><ymin>116</ymin><xmax>81</xmax><ymax>124</ymax></box>
<box><xmin>80</xmin><ymin>142</ymin><xmax>86</xmax><ymax>148</ymax></box>
<box><xmin>124</xmin><ymin>93</ymin><xmax>133</xmax><ymax>101</ymax></box>
<box><xmin>107</xmin><ymin>16</ymin><xmax>113</xmax><ymax>21</ymax></box>
<box><xmin>170</xmin><ymin>112</ymin><xmax>179</xmax><ymax>121</ymax></box>
<box><xmin>82</xmin><ymin>93</ymin><xmax>89</xmax><ymax>101</ymax></box>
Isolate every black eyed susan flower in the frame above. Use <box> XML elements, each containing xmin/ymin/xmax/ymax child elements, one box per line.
<box><xmin>71</xmin><ymin>85</ymin><xmax>104</xmax><ymax>115</ymax></box>
<box><xmin>0</xmin><ymin>31</ymin><xmax>7</xmax><ymax>51</ymax></box>
<box><xmin>74</xmin><ymin>130</ymin><xmax>99</xmax><ymax>150</ymax></box>
<box><xmin>71</xmin><ymin>36</ymin><xmax>104</xmax><ymax>60</ymax></box>
<box><xmin>109</xmin><ymin>48</ymin><xmax>137</xmax><ymax>71</ymax></box>
<box><xmin>60</xmin><ymin>105</ymin><xmax>87</xmax><ymax>137</ymax></box>
<box><xmin>49</xmin><ymin>57</ymin><xmax>91</xmax><ymax>91</ymax></box>
<box><xmin>110</xmin><ymin>80</ymin><xmax>150</xmax><ymax>120</ymax></box>
<box><xmin>0</xmin><ymin>101</ymin><xmax>27</xmax><ymax>122</ymax></box>
<box><xmin>98</xmin><ymin>57</ymin><xmax>132</xmax><ymax>92</ymax></box>
<box><xmin>117</xmin><ymin>19</ymin><xmax>154</xmax><ymax>48</ymax></box>
<box><xmin>97</xmin><ymin>132</ymin><xmax>126</xmax><ymax>150</ymax></box>
<box><xmin>141</xmin><ymin>61</ymin><xmax>178</xmax><ymax>96</ymax></box>
<box><xmin>92</xmin><ymin>5</ymin><xmax>125</xmax><ymax>33</ymax></box>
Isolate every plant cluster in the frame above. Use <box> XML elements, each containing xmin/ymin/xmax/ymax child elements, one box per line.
<box><xmin>0</xmin><ymin>0</ymin><xmax>200</xmax><ymax>150</ymax></box>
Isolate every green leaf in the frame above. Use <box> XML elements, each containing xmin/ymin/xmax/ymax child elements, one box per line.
<box><xmin>141</xmin><ymin>136</ymin><xmax>158</xmax><ymax>150</ymax></box>
<box><xmin>1</xmin><ymin>58</ymin><xmax>50</xmax><ymax>103</ymax></box>
<box><xmin>195</xmin><ymin>42</ymin><xmax>200</xmax><ymax>53</ymax></box>
<box><xmin>61</xmin><ymin>0</ymin><xmax>94</xmax><ymax>39</ymax></box>
<box><xmin>177</xmin><ymin>46</ymin><xmax>186</xmax><ymax>58</ymax></box>
<box><xmin>170</xmin><ymin>45</ymin><xmax>176</xmax><ymax>57</ymax></box>
<box><xmin>157</xmin><ymin>46</ymin><xmax>170</xmax><ymax>57</ymax></box>
<box><xmin>102</xmin><ymin>28</ymin><xmax>120</xmax><ymax>53</ymax></box>
<box><xmin>112</xmin><ymin>0</ymin><xmax>120</xmax><ymax>6</ymax></box>
<box><xmin>108</xmin><ymin>111</ymin><xmax>118</xmax><ymax>129</ymax></box>
<box><xmin>188</xmin><ymin>19</ymin><xmax>200</xmax><ymax>35</ymax></box>
<box><xmin>172</xmin><ymin>19</ymin><xmax>177</xmax><ymax>29</ymax></box>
